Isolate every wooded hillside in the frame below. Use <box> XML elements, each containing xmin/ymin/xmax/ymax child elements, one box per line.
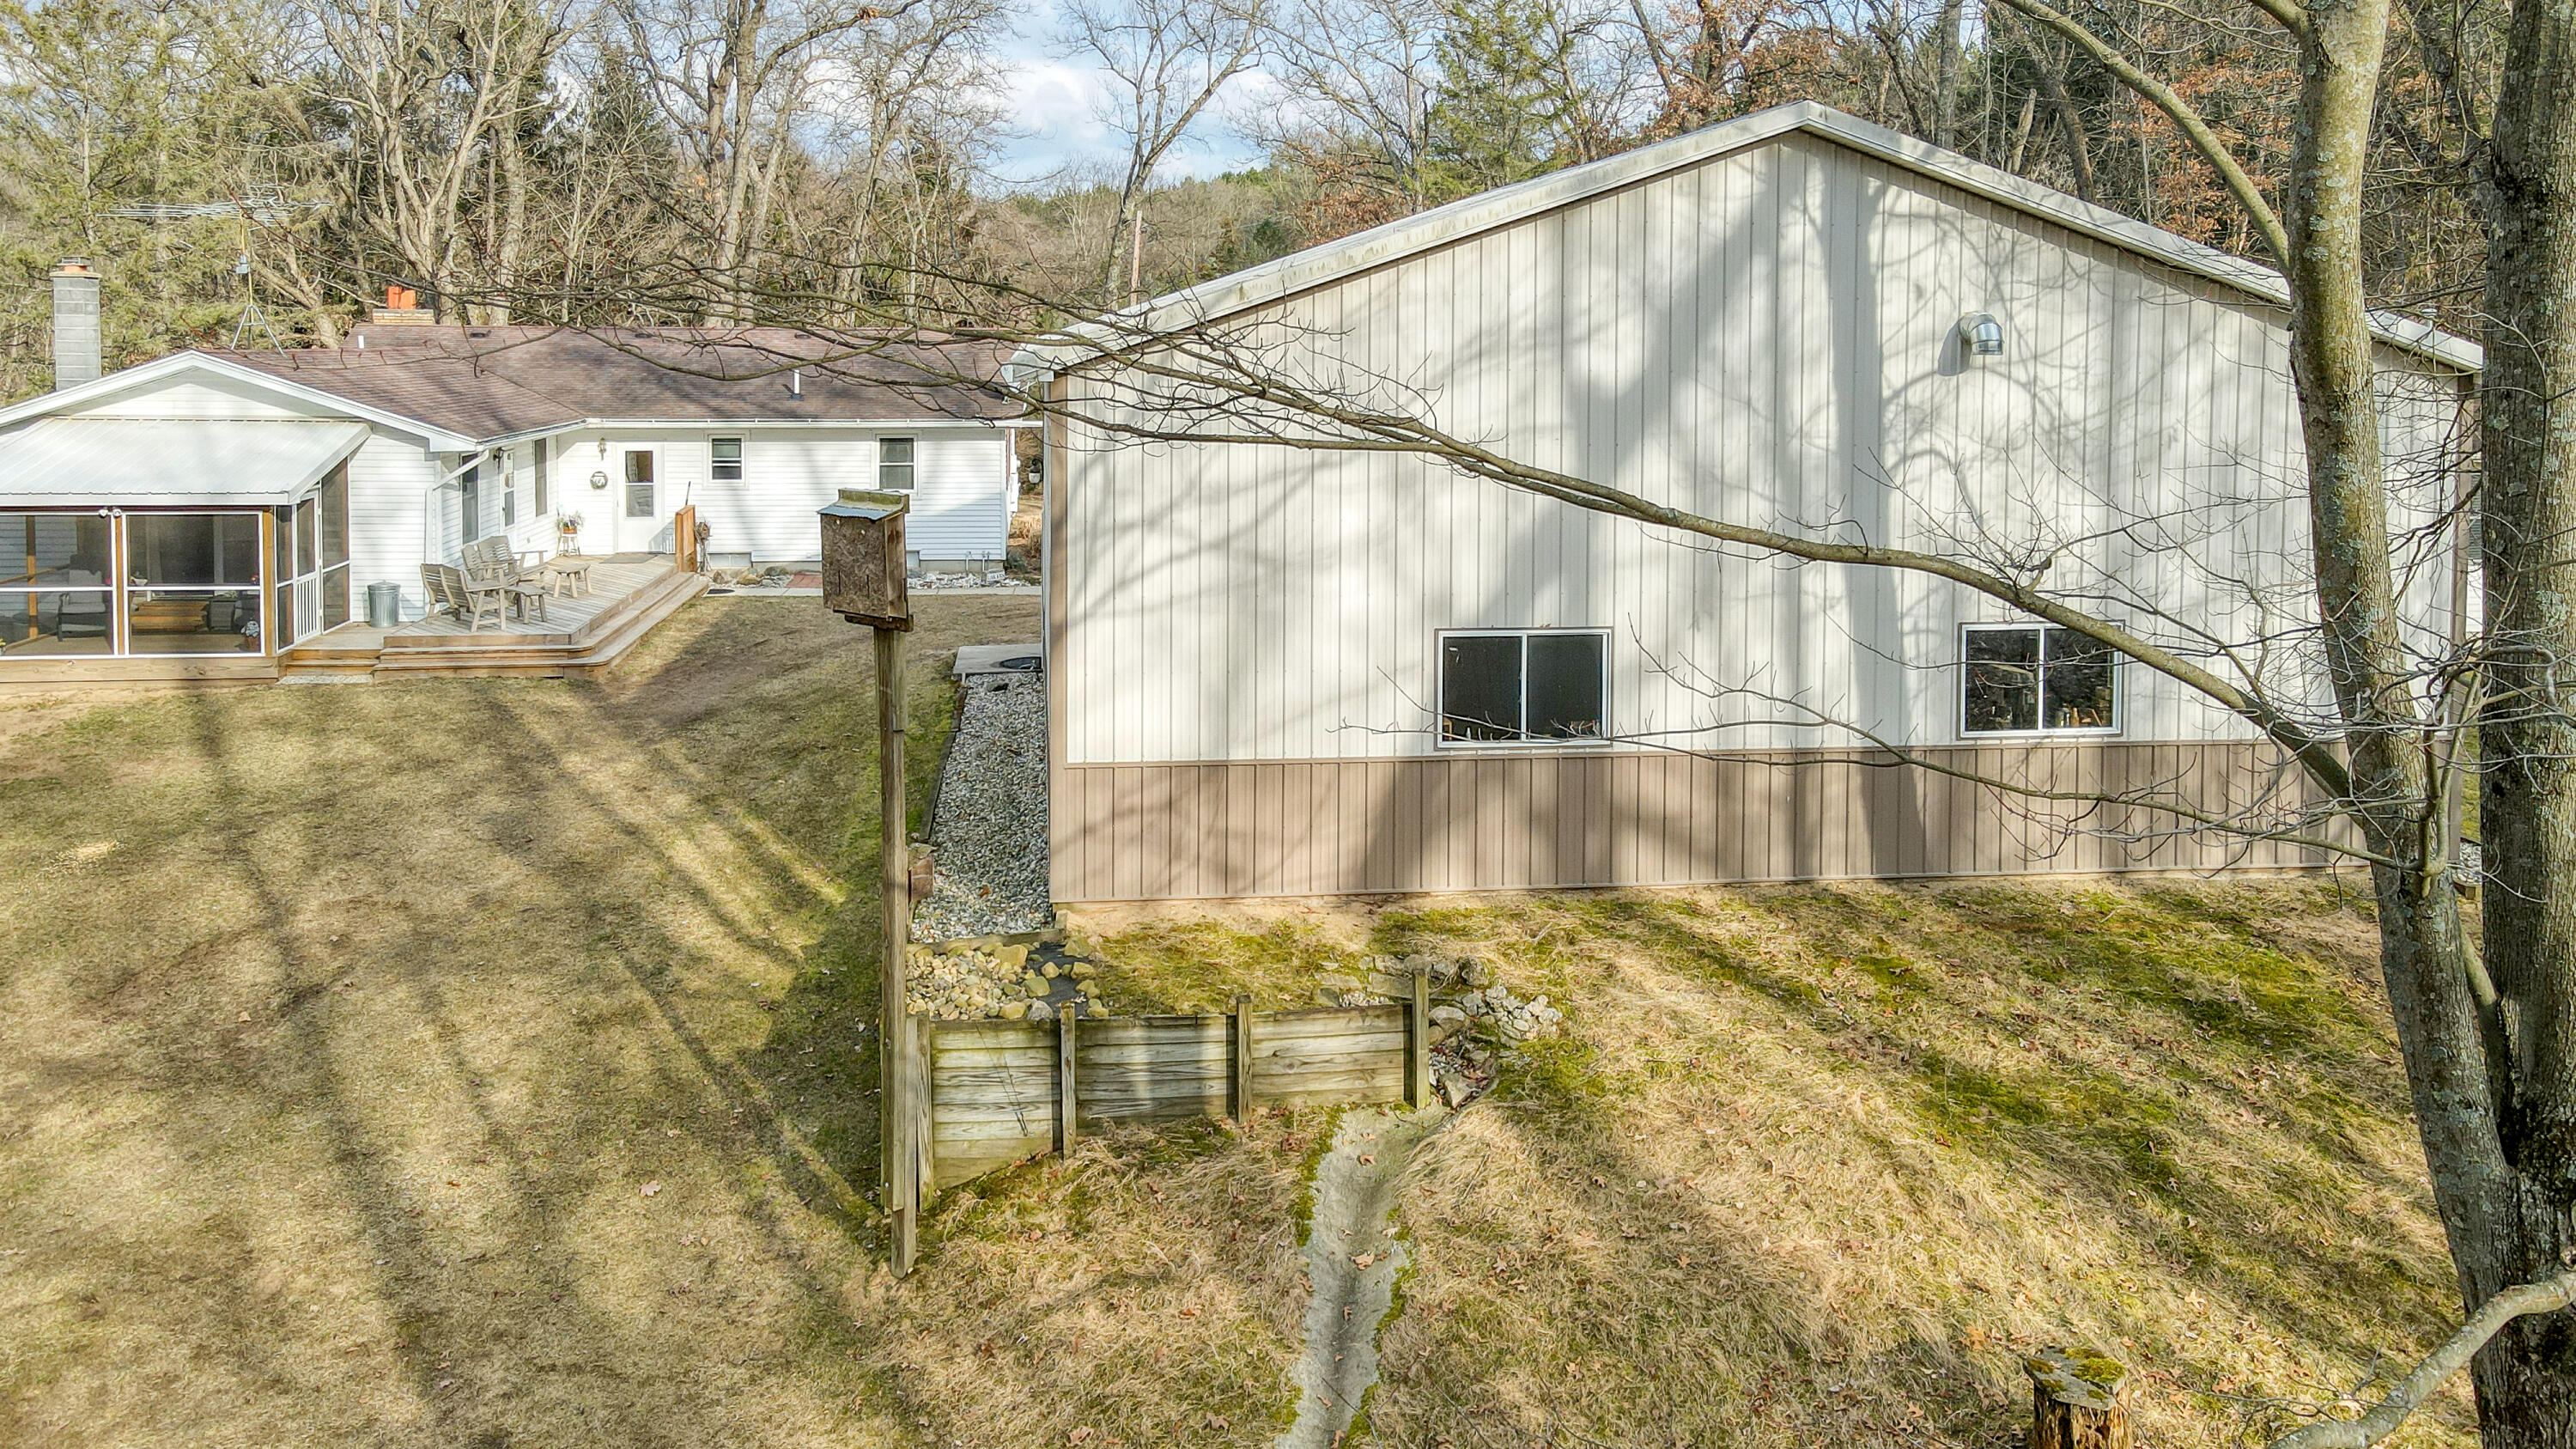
<box><xmin>0</xmin><ymin>0</ymin><xmax>2500</xmax><ymax>399</ymax></box>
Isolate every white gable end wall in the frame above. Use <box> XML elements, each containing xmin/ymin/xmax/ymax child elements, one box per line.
<box><xmin>66</xmin><ymin>376</ymin><xmax>341</xmax><ymax>423</ymax></box>
<box><xmin>1054</xmin><ymin>132</ymin><xmax>2464</xmax><ymax>769</ymax></box>
<box><xmin>1045</xmin><ymin>128</ymin><xmax>2467</xmax><ymax>898</ymax></box>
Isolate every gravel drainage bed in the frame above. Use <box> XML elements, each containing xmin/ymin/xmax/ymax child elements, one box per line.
<box><xmin>911</xmin><ymin>672</ymin><xmax>1050</xmax><ymax>941</ymax></box>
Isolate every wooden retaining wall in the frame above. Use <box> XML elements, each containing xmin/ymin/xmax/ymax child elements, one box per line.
<box><xmin>920</xmin><ymin>983</ymin><xmax>1431</xmax><ymax>1193</ymax></box>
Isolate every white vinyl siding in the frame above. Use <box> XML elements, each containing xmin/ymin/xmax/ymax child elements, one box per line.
<box><xmin>343</xmin><ymin>434</ymin><xmax>440</xmax><ymax>618</ymax></box>
<box><xmin>1055</xmin><ymin>130</ymin><xmax>2469</xmax><ymax>767</ymax></box>
<box><xmin>908</xmin><ymin>432</ymin><xmax>1008</xmax><ymax>564</ymax></box>
<box><xmin>692</xmin><ymin>428</ymin><xmax>1006</xmax><ymax>564</ymax></box>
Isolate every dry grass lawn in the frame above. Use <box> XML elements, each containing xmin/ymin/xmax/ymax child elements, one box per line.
<box><xmin>0</xmin><ymin>599</ymin><xmax>2479</xmax><ymax>1448</ymax></box>
<box><xmin>1067</xmin><ymin>883</ymin><xmax>2477</xmax><ymax>1449</ymax></box>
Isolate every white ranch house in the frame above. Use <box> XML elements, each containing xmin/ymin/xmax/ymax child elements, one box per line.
<box><xmin>0</xmin><ymin>314</ymin><xmax>1024</xmax><ymax>683</ymax></box>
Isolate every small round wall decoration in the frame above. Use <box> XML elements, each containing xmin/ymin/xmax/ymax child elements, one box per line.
<box><xmin>590</xmin><ymin>471</ymin><xmax>610</xmax><ymax>490</ymax></box>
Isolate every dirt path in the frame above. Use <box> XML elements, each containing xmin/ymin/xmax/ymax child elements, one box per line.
<box><xmin>1279</xmin><ymin>1103</ymin><xmax>1446</xmax><ymax>1449</ymax></box>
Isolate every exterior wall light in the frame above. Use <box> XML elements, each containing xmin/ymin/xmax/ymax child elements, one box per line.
<box><xmin>1959</xmin><ymin>312</ymin><xmax>2006</xmax><ymax>359</ymax></box>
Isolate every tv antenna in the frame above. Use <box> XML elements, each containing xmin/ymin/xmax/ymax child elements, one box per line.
<box><xmin>100</xmin><ymin>186</ymin><xmax>327</xmax><ymax>353</ymax></box>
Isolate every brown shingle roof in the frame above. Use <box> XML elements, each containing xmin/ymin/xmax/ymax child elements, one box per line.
<box><xmin>216</xmin><ymin>326</ymin><xmax>1021</xmax><ymax>441</ymax></box>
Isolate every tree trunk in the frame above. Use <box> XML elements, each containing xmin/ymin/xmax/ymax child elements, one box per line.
<box><xmin>1933</xmin><ymin>0</ymin><xmax>1965</xmax><ymax>149</ymax></box>
<box><xmin>2472</xmin><ymin>0</ymin><xmax>2576</xmax><ymax>1433</ymax></box>
<box><xmin>493</xmin><ymin>115</ymin><xmax>530</xmax><ymax>325</ymax></box>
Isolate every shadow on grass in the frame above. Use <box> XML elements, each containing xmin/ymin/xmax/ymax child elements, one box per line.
<box><xmin>0</xmin><ymin>600</ymin><xmax>1016</xmax><ymax>1443</ymax></box>
<box><xmin>1255</xmin><ymin>885</ymin><xmax>2459</xmax><ymax>1447</ymax></box>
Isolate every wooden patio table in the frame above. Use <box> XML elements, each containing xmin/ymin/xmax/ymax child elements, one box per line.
<box><xmin>541</xmin><ymin>556</ymin><xmax>596</xmax><ymax>598</ymax></box>
<box><xmin>463</xmin><ymin>576</ymin><xmax>548</xmax><ymax>626</ymax></box>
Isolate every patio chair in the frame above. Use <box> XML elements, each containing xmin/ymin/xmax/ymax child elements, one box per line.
<box><xmin>420</xmin><ymin>564</ymin><xmax>463</xmax><ymax>622</ymax></box>
<box><xmin>467</xmin><ymin>537</ymin><xmax>546</xmax><ymax>581</ymax></box>
<box><xmin>428</xmin><ymin>563</ymin><xmax>511</xmax><ymax>631</ymax></box>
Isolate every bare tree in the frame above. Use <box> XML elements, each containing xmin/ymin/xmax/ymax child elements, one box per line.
<box><xmin>614</xmin><ymin>0</ymin><xmax>930</xmax><ymax>319</ymax></box>
<box><xmin>297</xmin><ymin>0</ymin><xmax>570</xmax><ymax>319</ymax></box>
<box><xmin>1059</xmin><ymin>0</ymin><xmax>1265</xmax><ymax>304</ymax></box>
<box><xmin>1248</xmin><ymin>0</ymin><xmax>1443</xmax><ymax>216</ymax></box>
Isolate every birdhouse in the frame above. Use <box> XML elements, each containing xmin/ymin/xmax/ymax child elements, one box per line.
<box><xmin>819</xmin><ymin>489</ymin><xmax>912</xmax><ymax>629</ymax></box>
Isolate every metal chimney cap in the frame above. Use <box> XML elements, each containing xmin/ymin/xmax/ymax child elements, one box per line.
<box><xmin>52</xmin><ymin>257</ymin><xmax>97</xmax><ymax>277</ymax></box>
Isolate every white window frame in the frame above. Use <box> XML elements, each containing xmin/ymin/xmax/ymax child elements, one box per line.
<box><xmin>878</xmin><ymin>436</ymin><xmax>916</xmax><ymax>491</ymax></box>
<box><xmin>1957</xmin><ymin>622</ymin><xmax>2123</xmax><ymax>739</ymax></box>
<box><xmin>711</xmin><ymin>435</ymin><xmax>744</xmax><ymax>482</ymax></box>
<box><xmin>1433</xmin><ymin>626</ymin><xmax>1612</xmax><ymax>749</ymax></box>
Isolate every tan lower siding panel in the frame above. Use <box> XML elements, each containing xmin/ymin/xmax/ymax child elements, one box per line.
<box><xmin>1054</xmin><ymin>742</ymin><xmax>2322</xmax><ymax>901</ymax></box>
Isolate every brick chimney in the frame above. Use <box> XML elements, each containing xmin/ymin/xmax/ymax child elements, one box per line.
<box><xmin>372</xmin><ymin>283</ymin><xmax>434</xmax><ymax>326</ymax></box>
<box><xmin>50</xmin><ymin>258</ymin><xmax>101</xmax><ymax>390</ymax></box>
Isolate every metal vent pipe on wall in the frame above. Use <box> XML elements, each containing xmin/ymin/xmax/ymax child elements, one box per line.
<box><xmin>51</xmin><ymin>258</ymin><xmax>102</xmax><ymax>390</ymax></box>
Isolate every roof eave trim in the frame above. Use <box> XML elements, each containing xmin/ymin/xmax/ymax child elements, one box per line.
<box><xmin>0</xmin><ymin>351</ymin><xmax>481</xmax><ymax>448</ymax></box>
<box><xmin>1026</xmin><ymin>100</ymin><xmax>2480</xmax><ymax>374</ymax></box>
<box><xmin>299</xmin><ymin>423</ymin><xmax>374</xmax><ymax>493</ymax></box>
<box><xmin>470</xmin><ymin>416</ymin><xmax>1026</xmax><ymax>447</ymax></box>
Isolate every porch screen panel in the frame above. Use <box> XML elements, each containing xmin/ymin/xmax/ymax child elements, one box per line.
<box><xmin>125</xmin><ymin>513</ymin><xmax>265</xmax><ymax>655</ymax></box>
<box><xmin>1</xmin><ymin>512</ymin><xmax>112</xmax><ymax>656</ymax></box>
<box><xmin>319</xmin><ymin>468</ymin><xmax>350</xmax><ymax>629</ymax></box>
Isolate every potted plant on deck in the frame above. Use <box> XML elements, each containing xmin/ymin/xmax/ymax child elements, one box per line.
<box><xmin>555</xmin><ymin>511</ymin><xmax>585</xmax><ymax>555</ymax></box>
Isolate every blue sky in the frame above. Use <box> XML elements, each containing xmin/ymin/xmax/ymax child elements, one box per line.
<box><xmin>978</xmin><ymin>4</ymin><xmax>1273</xmax><ymax>190</ymax></box>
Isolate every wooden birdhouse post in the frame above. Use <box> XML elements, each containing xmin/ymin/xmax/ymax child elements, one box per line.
<box><xmin>820</xmin><ymin>489</ymin><xmax>918</xmax><ymax>1275</ymax></box>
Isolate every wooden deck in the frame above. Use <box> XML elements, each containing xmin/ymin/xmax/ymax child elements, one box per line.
<box><xmin>280</xmin><ymin>557</ymin><xmax>708</xmax><ymax>680</ymax></box>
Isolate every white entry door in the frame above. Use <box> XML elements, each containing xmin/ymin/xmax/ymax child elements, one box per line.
<box><xmin>616</xmin><ymin>446</ymin><xmax>665</xmax><ymax>553</ymax></box>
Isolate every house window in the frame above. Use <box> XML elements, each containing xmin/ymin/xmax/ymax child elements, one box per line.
<box><xmin>1960</xmin><ymin>624</ymin><xmax>2119</xmax><ymax>734</ymax></box>
<box><xmin>532</xmin><ymin>438</ymin><xmax>549</xmax><ymax>514</ymax></box>
<box><xmin>1437</xmin><ymin>629</ymin><xmax>1608</xmax><ymax>745</ymax></box>
<box><xmin>712</xmin><ymin>436</ymin><xmax>744</xmax><ymax>481</ymax></box>
<box><xmin>625</xmin><ymin>448</ymin><xmax>655</xmax><ymax>519</ymax></box>
<box><xmin>878</xmin><ymin>436</ymin><xmax>915</xmax><ymax>491</ymax></box>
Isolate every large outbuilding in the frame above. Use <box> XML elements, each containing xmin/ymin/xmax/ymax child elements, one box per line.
<box><xmin>1026</xmin><ymin>101</ymin><xmax>2478</xmax><ymax>901</ymax></box>
<box><xmin>0</xmin><ymin>301</ymin><xmax>1023</xmax><ymax>684</ymax></box>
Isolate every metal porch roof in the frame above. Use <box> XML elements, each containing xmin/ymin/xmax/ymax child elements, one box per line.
<box><xmin>0</xmin><ymin>417</ymin><xmax>370</xmax><ymax>507</ymax></box>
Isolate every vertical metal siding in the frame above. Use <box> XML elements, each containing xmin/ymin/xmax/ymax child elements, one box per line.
<box><xmin>1050</xmin><ymin>744</ymin><xmax>2330</xmax><ymax>900</ymax></box>
<box><xmin>1047</xmin><ymin>130</ymin><xmax>2465</xmax><ymax>902</ymax></box>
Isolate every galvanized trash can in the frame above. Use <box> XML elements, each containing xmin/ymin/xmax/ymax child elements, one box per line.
<box><xmin>366</xmin><ymin>581</ymin><xmax>403</xmax><ymax>628</ymax></box>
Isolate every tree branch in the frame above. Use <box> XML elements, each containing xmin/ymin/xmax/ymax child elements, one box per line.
<box><xmin>2269</xmin><ymin>1270</ymin><xmax>2576</xmax><ymax>1449</ymax></box>
<box><xmin>1990</xmin><ymin>0</ymin><xmax>2293</xmax><ymax>268</ymax></box>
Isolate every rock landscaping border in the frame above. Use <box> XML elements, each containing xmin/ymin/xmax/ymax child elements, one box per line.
<box><xmin>910</xmin><ymin>673</ymin><xmax>1049</xmax><ymax>942</ymax></box>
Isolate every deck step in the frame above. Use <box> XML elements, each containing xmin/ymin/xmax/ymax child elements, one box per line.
<box><xmin>279</xmin><ymin>563</ymin><xmax>706</xmax><ymax>680</ymax></box>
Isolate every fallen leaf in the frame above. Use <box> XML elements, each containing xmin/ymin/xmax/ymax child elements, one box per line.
<box><xmin>641</xmin><ymin>1181</ymin><xmax>663</xmax><ymax>1197</ymax></box>
<box><xmin>236</xmin><ymin>1012</ymin><xmax>252</xmax><ymax>1023</ymax></box>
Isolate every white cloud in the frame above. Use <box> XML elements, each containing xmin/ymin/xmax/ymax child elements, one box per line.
<box><xmin>976</xmin><ymin>6</ymin><xmax>1273</xmax><ymax>190</ymax></box>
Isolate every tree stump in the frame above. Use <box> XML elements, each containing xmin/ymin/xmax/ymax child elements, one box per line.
<box><xmin>2024</xmin><ymin>1345</ymin><xmax>2134</xmax><ymax>1449</ymax></box>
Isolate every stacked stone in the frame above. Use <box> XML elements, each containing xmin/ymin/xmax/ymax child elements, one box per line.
<box><xmin>904</xmin><ymin>940</ymin><xmax>1108</xmax><ymax>1020</ymax></box>
<box><xmin>1306</xmin><ymin>951</ymin><xmax>1564</xmax><ymax>1046</ymax></box>
<box><xmin>1452</xmin><ymin>983</ymin><xmax>1564</xmax><ymax>1043</ymax></box>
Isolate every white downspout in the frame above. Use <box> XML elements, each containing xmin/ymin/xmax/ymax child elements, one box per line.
<box><xmin>422</xmin><ymin>447</ymin><xmax>495</xmax><ymax>593</ymax></box>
